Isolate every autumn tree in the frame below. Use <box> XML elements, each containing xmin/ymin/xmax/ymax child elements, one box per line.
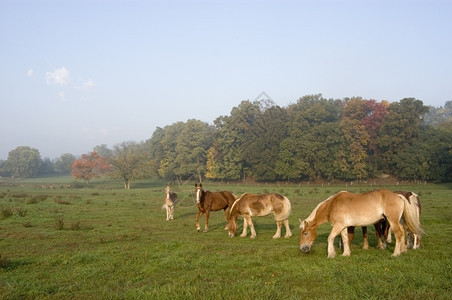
<box><xmin>71</xmin><ymin>152</ymin><xmax>111</xmax><ymax>184</ymax></box>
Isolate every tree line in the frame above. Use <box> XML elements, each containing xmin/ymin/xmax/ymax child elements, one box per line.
<box><xmin>1</xmin><ymin>95</ymin><xmax>452</xmax><ymax>187</ymax></box>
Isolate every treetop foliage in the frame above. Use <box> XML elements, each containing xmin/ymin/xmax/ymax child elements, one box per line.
<box><xmin>2</xmin><ymin>95</ymin><xmax>452</xmax><ymax>185</ymax></box>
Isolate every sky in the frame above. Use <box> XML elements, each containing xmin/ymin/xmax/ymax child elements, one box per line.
<box><xmin>1</xmin><ymin>0</ymin><xmax>451</xmax><ymax>160</ymax></box>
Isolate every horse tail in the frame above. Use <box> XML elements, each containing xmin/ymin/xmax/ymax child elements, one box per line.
<box><xmin>400</xmin><ymin>194</ymin><xmax>424</xmax><ymax>237</ymax></box>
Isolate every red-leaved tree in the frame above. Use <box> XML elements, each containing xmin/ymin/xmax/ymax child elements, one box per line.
<box><xmin>71</xmin><ymin>152</ymin><xmax>111</xmax><ymax>184</ymax></box>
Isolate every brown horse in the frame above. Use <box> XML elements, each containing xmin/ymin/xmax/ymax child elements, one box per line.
<box><xmin>195</xmin><ymin>183</ymin><xmax>237</xmax><ymax>232</ymax></box>
<box><xmin>227</xmin><ymin>193</ymin><xmax>292</xmax><ymax>239</ymax></box>
<box><xmin>162</xmin><ymin>186</ymin><xmax>177</xmax><ymax>221</ymax></box>
<box><xmin>299</xmin><ymin>189</ymin><xmax>423</xmax><ymax>258</ymax></box>
<box><xmin>345</xmin><ymin>191</ymin><xmax>422</xmax><ymax>250</ymax></box>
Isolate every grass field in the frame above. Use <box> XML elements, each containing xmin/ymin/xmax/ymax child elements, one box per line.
<box><xmin>1</xmin><ymin>177</ymin><xmax>451</xmax><ymax>299</ymax></box>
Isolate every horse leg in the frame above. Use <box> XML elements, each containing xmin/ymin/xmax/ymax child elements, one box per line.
<box><xmin>203</xmin><ymin>210</ymin><xmax>210</xmax><ymax>232</ymax></box>
<box><xmin>390</xmin><ymin>222</ymin><xmax>406</xmax><ymax>256</ymax></box>
<box><xmin>283</xmin><ymin>219</ymin><xmax>292</xmax><ymax>238</ymax></box>
<box><xmin>244</xmin><ymin>215</ymin><xmax>257</xmax><ymax>238</ymax></box>
<box><xmin>340</xmin><ymin>226</ymin><xmax>354</xmax><ymax>250</ymax></box>
<box><xmin>374</xmin><ymin>221</ymin><xmax>387</xmax><ymax>249</ymax></box>
<box><xmin>165</xmin><ymin>206</ymin><xmax>170</xmax><ymax>221</ymax></box>
<box><xmin>413</xmin><ymin>234</ymin><xmax>420</xmax><ymax>249</ymax></box>
<box><xmin>386</xmin><ymin>227</ymin><xmax>392</xmax><ymax>243</ymax></box>
<box><xmin>362</xmin><ymin>226</ymin><xmax>369</xmax><ymax>250</ymax></box>
<box><xmin>327</xmin><ymin>225</ymin><xmax>344</xmax><ymax>258</ymax></box>
<box><xmin>223</xmin><ymin>208</ymin><xmax>229</xmax><ymax>230</ymax></box>
<box><xmin>195</xmin><ymin>211</ymin><xmax>203</xmax><ymax>231</ymax></box>
<box><xmin>273</xmin><ymin>221</ymin><xmax>282</xmax><ymax>239</ymax></box>
<box><xmin>240</xmin><ymin>216</ymin><xmax>249</xmax><ymax>237</ymax></box>
<box><xmin>340</xmin><ymin>228</ymin><xmax>351</xmax><ymax>257</ymax></box>
<box><xmin>170</xmin><ymin>205</ymin><xmax>174</xmax><ymax>220</ymax></box>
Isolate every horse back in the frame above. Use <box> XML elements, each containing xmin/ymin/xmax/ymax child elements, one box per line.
<box><xmin>328</xmin><ymin>189</ymin><xmax>403</xmax><ymax>225</ymax></box>
<box><xmin>234</xmin><ymin>193</ymin><xmax>290</xmax><ymax>218</ymax></box>
<box><xmin>202</xmin><ymin>190</ymin><xmax>236</xmax><ymax>211</ymax></box>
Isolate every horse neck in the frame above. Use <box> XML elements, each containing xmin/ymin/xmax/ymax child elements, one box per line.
<box><xmin>308</xmin><ymin>200</ymin><xmax>330</xmax><ymax>227</ymax></box>
<box><xmin>198</xmin><ymin>190</ymin><xmax>206</xmax><ymax>206</ymax></box>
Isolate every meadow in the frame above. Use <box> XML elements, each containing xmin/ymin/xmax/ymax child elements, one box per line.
<box><xmin>0</xmin><ymin>177</ymin><xmax>451</xmax><ymax>299</ymax></box>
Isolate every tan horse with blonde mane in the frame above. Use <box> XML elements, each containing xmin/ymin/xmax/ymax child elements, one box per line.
<box><xmin>345</xmin><ymin>191</ymin><xmax>422</xmax><ymax>250</ymax></box>
<box><xmin>227</xmin><ymin>193</ymin><xmax>292</xmax><ymax>239</ymax></box>
<box><xmin>299</xmin><ymin>189</ymin><xmax>423</xmax><ymax>258</ymax></box>
<box><xmin>162</xmin><ymin>186</ymin><xmax>177</xmax><ymax>221</ymax></box>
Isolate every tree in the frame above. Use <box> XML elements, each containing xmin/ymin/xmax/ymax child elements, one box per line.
<box><xmin>241</xmin><ymin>105</ymin><xmax>288</xmax><ymax>181</ymax></box>
<box><xmin>375</xmin><ymin>98</ymin><xmax>429</xmax><ymax>173</ymax></box>
<box><xmin>210</xmin><ymin>100</ymin><xmax>261</xmax><ymax>181</ymax></box>
<box><xmin>109</xmin><ymin>141</ymin><xmax>147</xmax><ymax>189</ymax></box>
<box><xmin>54</xmin><ymin>153</ymin><xmax>76</xmax><ymax>174</ymax></box>
<box><xmin>38</xmin><ymin>157</ymin><xmax>55</xmax><ymax>176</ymax></box>
<box><xmin>93</xmin><ymin>144</ymin><xmax>113</xmax><ymax>159</ymax></box>
<box><xmin>71</xmin><ymin>152</ymin><xmax>111</xmax><ymax>184</ymax></box>
<box><xmin>3</xmin><ymin>146</ymin><xmax>41</xmax><ymax>178</ymax></box>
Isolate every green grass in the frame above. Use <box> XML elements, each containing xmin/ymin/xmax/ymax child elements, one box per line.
<box><xmin>0</xmin><ymin>179</ymin><xmax>451</xmax><ymax>299</ymax></box>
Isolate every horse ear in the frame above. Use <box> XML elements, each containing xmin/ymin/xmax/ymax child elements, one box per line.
<box><xmin>195</xmin><ymin>183</ymin><xmax>197</xmax><ymax>187</ymax></box>
<box><xmin>200</xmin><ymin>183</ymin><xmax>202</xmax><ymax>188</ymax></box>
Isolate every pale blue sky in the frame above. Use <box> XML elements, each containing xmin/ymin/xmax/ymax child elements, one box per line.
<box><xmin>1</xmin><ymin>0</ymin><xmax>451</xmax><ymax>160</ymax></box>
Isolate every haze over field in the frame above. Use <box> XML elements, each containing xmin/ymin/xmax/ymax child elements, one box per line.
<box><xmin>1</xmin><ymin>0</ymin><xmax>451</xmax><ymax>159</ymax></box>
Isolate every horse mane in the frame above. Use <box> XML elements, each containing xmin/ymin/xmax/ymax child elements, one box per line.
<box><xmin>305</xmin><ymin>191</ymin><xmax>346</xmax><ymax>224</ymax></box>
<box><xmin>230</xmin><ymin>194</ymin><xmax>245</xmax><ymax>215</ymax></box>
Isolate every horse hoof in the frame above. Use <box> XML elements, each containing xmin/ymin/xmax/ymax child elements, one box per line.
<box><xmin>272</xmin><ymin>235</ymin><xmax>281</xmax><ymax>239</ymax></box>
<box><xmin>284</xmin><ymin>234</ymin><xmax>292</xmax><ymax>238</ymax></box>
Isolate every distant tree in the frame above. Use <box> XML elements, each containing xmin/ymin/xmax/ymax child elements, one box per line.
<box><xmin>205</xmin><ymin>147</ymin><xmax>218</xmax><ymax>179</ymax></box>
<box><xmin>3</xmin><ymin>146</ymin><xmax>41</xmax><ymax>178</ymax></box>
<box><xmin>173</xmin><ymin>120</ymin><xmax>214</xmax><ymax>182</ymax></box>
<box><xmin>375</xmin><ymin>98</ymin><xmax>429</xmax><ymax>173</ymax></box>
<box><xmin>71</xmin><ymin>152</ymin><xmax>111</xmax><ymax>184</ymax></box>
<box><xmin>109</xmin><ymin>141</ymin><xmax>147</xmax><ymax>189</ymax></box>
<box><xmin>54</xmin><ymin>153</ymin><xmax>76</xmax><ymax>174</ymax></box>
<box><xmin>38</xmin><ymin>157</ymin><xmax>55</xmax><ymax>175</ymax></box>
<box><xmin>276</xmin><ymin>95</ymin><xmax>343</xmax><ymax>181</ymax></box>
<box><xmin>93</xmin><ymin>144</ymin><xmax>113</xmax><ymax>159</ymax></box>
<box><xmin>241</xmin><ymin>105</ymin><xmax>288</xmax><ymax>181</ymax></box>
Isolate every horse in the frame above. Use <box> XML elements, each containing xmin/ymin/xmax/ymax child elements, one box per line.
<box><xmin>344</xmin><ymin>191</ymin><xmax>422</xmax><ymax>250</ymax></box>
<box><xmin>386</xmin><ymin>191</ymin><xmax>422</xmax><ymax>249</ymax></box>
<box><xmin>299</xmin><ymin>189</ymin><xmax>423</xmax><ymax>258</ymax></box>
<box><xmin>162</xmin><ymin>186</ymin><xmax>177</xmax><ymax>221</ymax></box>
<box><xmin>227</xmin><ymin>193</ymin><xmax>292</xmax><ymax>239</ymax></box>
<box><xmin>194</xmin><ymin>183</ymin><xmax>237</xmax><ymax>232</ymax></box>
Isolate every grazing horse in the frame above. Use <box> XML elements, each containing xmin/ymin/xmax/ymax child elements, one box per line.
<box><xmin>387</xmin><ymin>191</ymin><xmax>422</xmax><ymax>249</ymax></box>
<box><xmin>195</xmin><ymin>183</ymin><xmax>237</xmax><ymax>232</ymax></box>
<box><xmin>299</xmin><ymin>189</ymin><xmax>423</xmax><ymax>258</ymax></box>
<box><xmin>345</xmin><ymin>191</ymin><xmax>422</xmax><ymax>250</ymax></box>
<box><xmin>162</xmin><ymin>186</ymin><xmax>177</xmax><ymax>221</ymax></box>
<box><xmin>227</xmin><ymin>193</ymin><xmax>292</xmax><ymax>239</ymax></box>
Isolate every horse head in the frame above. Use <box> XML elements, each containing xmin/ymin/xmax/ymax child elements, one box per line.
<box><xmin>299</xmin><ymin>219</ymin><xmax>317</xmax><ymax>253</ymax></box>
<box><xmin>227</xmin><ymin>217</ymin><xmax>238</xmax><ymax>238</ymax></box>
<box><xmin>194</xmin><ymin>183</ymin><xmax>203</xmax><ymax>203</ymax></box>
<box><xmin>165</xmin><ymin>186</ymin><xmax>171</xmax><ymax>198</ymax></box>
